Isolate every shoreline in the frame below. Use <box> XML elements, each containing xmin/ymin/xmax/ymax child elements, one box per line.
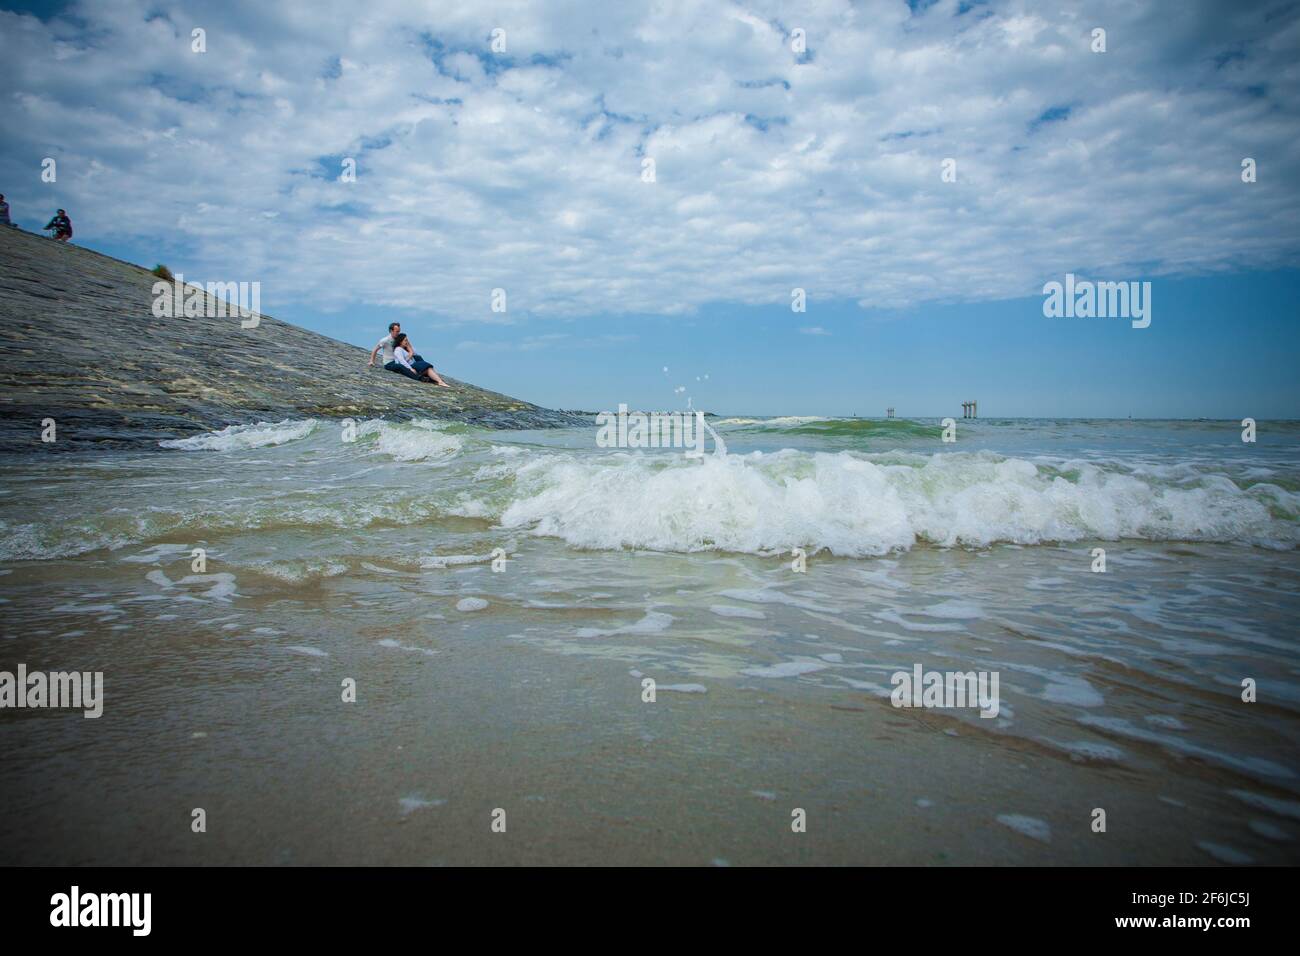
<box><xmin>2</xmin><ymin>533</ymin><xmax>1295</xmax><ymax>866</ymax></box>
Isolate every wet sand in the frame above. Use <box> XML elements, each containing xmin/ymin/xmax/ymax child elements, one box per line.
<box><xmin>2</xmin><ymin>539</ymin><xmax>1295</xmax><ymax>866</ymax></box>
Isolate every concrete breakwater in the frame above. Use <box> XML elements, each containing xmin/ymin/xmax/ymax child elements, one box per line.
<box><xmin>0</xmin><ymin>227</ymin><xmax>586</xmax><ymax>449</ymax></box>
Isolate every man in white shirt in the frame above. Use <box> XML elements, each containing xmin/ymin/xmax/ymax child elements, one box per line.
<box><xmin>368</xmin><ymin>323</ymin><xmax>402</xmax><ymax>368</ymax></box>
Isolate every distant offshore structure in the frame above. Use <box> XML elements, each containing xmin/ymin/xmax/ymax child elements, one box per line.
<box><xmin>886</xmin><ymin>407</ymin><xmax>895</xmax><ymax>419</ymax></box>
<box><xmin>961</xmin><ymin>401</ymin><xmax>978</xmax><ymax>418</ymax></box>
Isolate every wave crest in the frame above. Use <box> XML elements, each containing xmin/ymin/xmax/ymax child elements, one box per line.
<box><xmin>495</xmin><ymin>449</ymin><xmax>1299</xmax><ymax>555</ymax></box>
<box><xmin>160</xmin><ymin>419</ymin><xmax>319</xmax><ymax>451</ymax></box>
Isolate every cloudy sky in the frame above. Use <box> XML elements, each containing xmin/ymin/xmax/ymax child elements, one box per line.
<box><xmin>2</xmin><ymin>0</ymin><xmax>1298</xmax><ymax>416</ymax></box>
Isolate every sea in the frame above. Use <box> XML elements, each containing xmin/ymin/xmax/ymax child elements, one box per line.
<box><xmin>1</xmin><ymin>415</ymin><xmax>1297</xmax><ymax>864</ymax></box>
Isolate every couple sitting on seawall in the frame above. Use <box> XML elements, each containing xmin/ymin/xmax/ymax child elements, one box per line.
<box><xmin>367</xmin><ymin>322</ymin><xmax>451</xmax><ymax>388</ymax></box>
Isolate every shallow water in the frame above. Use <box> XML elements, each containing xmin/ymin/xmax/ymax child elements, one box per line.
<box><xmin>1</xmin><ymin>416</ymin><xmax>1297</xmax><ymax>864</ymax></box>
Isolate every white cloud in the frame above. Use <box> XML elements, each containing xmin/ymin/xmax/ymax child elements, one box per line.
<box><xmin>1</xmin><ymin>0</ymin><xmax>1296</xmax><ymax>324</ymax></box>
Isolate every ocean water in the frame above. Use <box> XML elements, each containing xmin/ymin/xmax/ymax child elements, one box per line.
<box><xmin>1</xmin><ymin>416</ymin><xmax>1298</xmax><ymax>864</ymax></box>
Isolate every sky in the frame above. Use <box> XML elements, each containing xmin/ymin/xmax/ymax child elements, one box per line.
<box><xmin>1</xmin><ymin>0</ymin><xmax>1297</xmax><ymax>418</ymax></box>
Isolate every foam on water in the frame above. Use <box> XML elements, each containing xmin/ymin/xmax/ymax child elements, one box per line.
<box><xmin>710</xmin><ymin>604</ymin><xmax>767</xmax><ymax>619</ymax></box>
<box><xmin>997</xmin><ymin>815</ymin><xmax>1052</xmax><ymax>842</ymax></box>
<box><xmin>1080</xmin><ymin>717</ymin><xmax>1295</xmax><ymax>780</ymax></box>
<box><xmin>423</xmin><ymin>551</ymin><xmax>501</xmax><ymax>569</ymax></box>
<box><xmin>1046</xmin><ymin>740</ymin><xmax>1125</xmax><ymax>762</ymax></box>
<box><xmin>160</xmin><ymin>419</ymin><xmax>320</xmax><ymax>450</ymax></box>
<box><xmin>157</xmin><ymin>417</ymin><xmax>465</xmax><ymax>462</ymax></box>
<box><xmin>399</xmin><ymin>796</ymin><xmax>446</xmax><ymax>815</ymax></box>
<box><xmin>1229</xmin><ymin>790</ymin><xmax>1300</xmax><ymax>819</ymax></box>
<box><xmin>357</xmin><ymin>419</ymin><xmax>464</xmax><ymax>462</ymax></box>
<box><xmin>921</xmin><ymin>600</ymin><xmax>985</xmax><ymax>619</ymax></box>
<box><xmin>377</xmin><ymin>639</ymin><xmax>437</xmax><ymax>657</ymax></box>
<box><xmin>8</xmin><ymin>422</ymin><xmax>1297</xmax><ymax>563</ymax></box>
<box><xmin>741</xmin><ymin>660</ymin><xmax>827</xmax><ymax>678</ymax></box>
<box><xmin>120</xmin><ymin>543</ymin><xmax>197</xmax><ymax>563</ymax></box>
<box><xmin>577</xmin><ymin>611</ymin><xmax>674</xmax><ymax>638</ymax></box>
<box><xmin>495</xmin><ymin>447</ymin><xmax>1299</xmax><ymax>556</ymax></box>
<box><xmin>1247</xmin><ymin>820</ymin><xmax>1290</xmax><ymax>840</ymax></box>
<box><xmin>718</xmin><ymin>588</ymin><xmax>838</xmax><ymax>612</ymax></box>
<box><xmin>247</xmin><ymin>559</ymin><xmax>349</xmax><ymax>584</ymax></box>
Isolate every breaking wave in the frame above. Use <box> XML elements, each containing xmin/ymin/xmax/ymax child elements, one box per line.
<box><xmin>356</xmin><ymin>419</ymin><xmax>463</xmax><ymax>462</ymax></box>
<box><xmin>5</xmin><ymin>423</ymin><xmax>1297</xmax><ymax>560</ymax></box>
<box><xmin>490</xmin><ymin>448</ymin><xmax>1300</xmax><ymax>555</ymax></box>
<box><xmin>159</xmin><ymin>419</ymin><xmax>320</xmax><ymax>450</ymax></box>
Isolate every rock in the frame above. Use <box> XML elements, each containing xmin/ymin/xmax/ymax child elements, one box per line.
<box><xmin>0</xmin><ymin>227</ymin><xmax>588</xmax><ymax>450</ymax></box>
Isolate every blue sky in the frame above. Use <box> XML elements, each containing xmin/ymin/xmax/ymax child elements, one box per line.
<box><xmin>2</xmin><ymin>0</ymin><xmax>1298</xmax><ymax>418</ymax></box>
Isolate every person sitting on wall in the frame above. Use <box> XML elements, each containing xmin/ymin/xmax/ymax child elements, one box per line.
<box><xmin>387</xmin><ymin>332</ymin><xmax>451</xmax><ymax>387</ymax></box>
<box><xmin>45</xmin><ymin>209</ymin><xmax>72</xmax><ymax>241</ymax></box>
<box><xmin>368</xmin><ymin>322</ymin><xmax>402</xmax><ymax>369</ymax></box>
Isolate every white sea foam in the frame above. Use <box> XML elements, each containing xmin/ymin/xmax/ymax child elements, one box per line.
<box><xmin>1248</xmin><ymin>820</ymin><xmax>1290</xmax><ymax>841</ymax></box>
<box><xmin>250</xmin><ymin>559</ymin><xmax>349</xmax><ymax>583</ymax></box>
<box><xmin>711</xmin><ymin>416</ymin><xmax>827</xmax><ymax>427</ymax></box>
<box><xmin>761</xmin><ymin>416</ymin><xmax>829</xmax><ymax>426</ymax></box>
<box><xmin>577</xmin><ymin>611</ymin><xmax>674</xmax><ymax>638</ymax></box>
<box><xmin>996</xmin><ymin>814</ymin><xmax>1051</xmax><ymax>843</ymax></box>
<box><xmin>399</xmin><ymin>796</ymin><xmax>446</xmax><ymax>815</ymax></box>
<box><xmin>1228</xmin><ymin>790</ymin><xmax>1300</xmax><ymax>820</ymax></box>
<box><xmin>1042</xmin><ymin>679</ymin><xmax>1104</xmax><ymax>708</ymax></box>
<box><xmin>709</xmin><ymin>604</ymin><xmax>767</xmax><ymax>619</ymax></box>
<box><xmin>921</xmin><ymin>600</ymin><xmax>985</xmax><ymax>619</ymax></box>
<box><xmin>378</xmin><ymin>639</ymin><xmax>437</xmax><ymax>657</ymax></box>
<box><xmin>837</xmin><ymin>676</ymin><xmax>893</xmax><ymax>697</ymax></box>
<box><xmin>741</xmin><ymin>660</ymin><xmax>826</xmax><ymax>678</ymax></box>
<box><xmin>160</xmin><ymin>419</ymin><xmax>319</xmax><ymax>450</ymax></box>
<box><xmin>358</xmin><ymin>419</ymin><xmax>463</xmax><ymax>462</ymax></box>
<box><xmin>423</xmin><ymin>551</ymin><xmax>502</xmax><ymax>569</ymax></box>
<box><xmin>494</xmin><ymin>448</ymin><xmax>1299</xmax><ymax>556</ymax></box>
<box><xmin>1081</xmin><ymin>717</ymin><xmax>1295</xmax><ymax>780</ymax></box>
<box><xmin>5</xmin><ymin>440</ymin><xmax>1297</xmax><ymax>564</ymax></box>
<box><xmin>871</xmin><ymin>609</ymin><xmax>963</xmax><ymax>632</ymax></box>
<box><xmin>1048</xmin><ymin>740</ymin><xmax>1125</xmax><ymax>762</ymax></box>
<box><xmin>1144</xmin><ymin>714</ymin><xmax>1188</xmax><ymax>730</ymax></box>
<box><xmin>718</xmin><ymin>588</ymin><xmax>838</xmax><ymax>613</ymax></box>
<box><xmin>120</xmin><ymin>543</ymin><xmax>195</xmax><ymax>564</ymax></box>
<box><xmin>52</xmin><ymin>603</ymin><xmax>119</xmax><ymax>615</ymax></box>
<box><xmin>144</xmin><ymin>569</ymin><xmax>237</xmax><ymax>601</ymax></box>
